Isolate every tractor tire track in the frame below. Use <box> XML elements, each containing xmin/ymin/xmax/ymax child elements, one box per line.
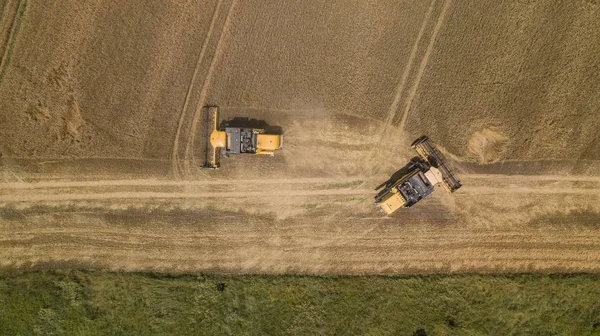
<box><xmin>171</xmin><ymin>0</ymin><xmax>224</xmax><ymax>179</ymax></box>
<box><xmin>398</xmin><ymin>0</ymin><xmax>452</xmax><ymax>130</ymax></box>
<box><xmin>379</xmin><ymin>0</ymin><xmax>437</xmax><ymax>140</ymax></box>
<box><xmin>1</xmin><ymin>173</ymin><xmax>598</xmax><ymax>191</ymax></box>
<box><xmin>0</xmin><ymin>186</ymin><xmax>596</xmax><ymax>203</ymax></box>
<box><xmin>182</xmin><ymin>0</ymin><xmax>237</xmax><ymax>177</ymax></box>
<box><xmin>0</xmin><ymin>0</ymin><xmax>26</xmax><ymax>83</ymax></box>
<box><xmin>0</xmin><ymin>189</ymin><xmax>373</xmax><ymax>203</ymax></box>
<box><xmin>2</xmin><ymin>223</ymin><xmax>600</xmax><ymax>274</ymax></box>
<box><xmin>1</xmin><ymin>172</ymin><xmax>599</xmax><ymax>274</ymax></box>
<box><xmin>1</xmin><ymin>173</ymin><xmax>598</xmax><ymax>202</ymax></box>
<box><xmin>0</xmin><ymin>177</ymin><xmax>361</xmax><ymax>190</ymax></box>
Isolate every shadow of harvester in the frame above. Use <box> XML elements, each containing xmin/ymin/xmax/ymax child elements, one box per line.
<box><xmin>219</xmin><ymin>117</ymin><xmax>283</xmax><ymax>135</ymax></box>
<box><xmin>375</xmin><ymin>157</ymin><xmax>422</xmax><ymax>191</ymax></box>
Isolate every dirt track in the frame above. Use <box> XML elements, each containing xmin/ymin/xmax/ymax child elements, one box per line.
<box><xmin>1</xmin><ymin>0</ymin><xmax>600</xmax><ymax>274</ymax></box>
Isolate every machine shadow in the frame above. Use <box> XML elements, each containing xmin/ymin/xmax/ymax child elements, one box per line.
<box><xmin>375</xmin><ymin>157</ymin><xmax>422</xmax><ymax>190</ymax></box>
<box><xmin>219</xmin><ymin>118</ymin><xmax>283</xmax><ymax>134</ymax></box>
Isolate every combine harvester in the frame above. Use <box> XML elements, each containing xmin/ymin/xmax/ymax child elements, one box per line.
<box><xmin>375</xmin><ymin>136</ymin><xmax>461</xmax><ymax>215</ymax></box>
<box><xmin>201</xmin><ymin>106</ymin><xmax>283</xmax><ymax>169</ymax></box>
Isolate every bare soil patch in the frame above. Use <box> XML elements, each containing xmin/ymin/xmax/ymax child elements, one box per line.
<box><xmin>467</xmin><ymin>127</ymin><xmax>509</xmax><ymax>163</ymax></box>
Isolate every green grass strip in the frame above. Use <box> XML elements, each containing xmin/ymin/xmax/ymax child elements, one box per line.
<box><xmin>1</xmin><ymin>271</ymin><xmax>599</xmax><ymax>335</ymax></box>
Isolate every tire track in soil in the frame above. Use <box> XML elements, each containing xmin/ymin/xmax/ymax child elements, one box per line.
<box><xmin>2</xmin><ymin>173</ymin><xmax>598</xmax><ymax>190</ymax></box>
<box><xmin>398</xmin><ymin>0</ymin><xmax>452</xmax><ymax>131</ymax></box>
<box><xmin>171</xmin><ymin>0</ymin><xmax>224</xmax><ymax>179</ymax></box>
<box><xmin>3</xmin><ymin>228</ymin><xmax>600</xmax><ymax>274</ymax></box>
<box><xmin>0</xmin><ymin>189</ymin><xmax>374</xmax><ymax>202</ymax></box>
<box><xmin>0</xmin><ymin>0</ymin><xmax>18</xmax><ymax>63</ymax></box>
<box><xmin>0</xmin><ymin>0</ymin><xmax>26</xmax><ymax>83</ymax></box>
<box><xmin>379</xmin><ymin>0</ymin><xmax>437</xmax><ymax>141</ymax></box>
<box><xmin>0</xmin><ymin>177</ymin><xmax>361</xmax><ymax>189</ymax></box>
<box><xmin>1</xmin><ymin>174</ymin><xmax>598</xmax><ymax>202</ymax></box>
<box><xmin>182</xmin><ymin>0</ymin><xmax>237</xmax><ymax>177</ymax></box>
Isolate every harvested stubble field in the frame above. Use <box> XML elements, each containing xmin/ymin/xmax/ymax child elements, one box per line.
<box><xmin>0</xmin><ymin>0</ymin><xmax>599</xmax><ymax>274</ymax></box>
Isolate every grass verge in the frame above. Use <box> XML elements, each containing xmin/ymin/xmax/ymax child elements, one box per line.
<box><xmin>0</xmin><ymin>271</ymin><xmax>599</xmax><ymax>335</ymax></box>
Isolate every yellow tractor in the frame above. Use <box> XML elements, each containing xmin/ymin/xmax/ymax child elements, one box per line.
<box><xmin>375</xmin><ymin>136</ymin><xmax>461</xmax><ymax>215</ymax></box>
<box><xmin>202</xmin><ymin>106</ymin><xmax>283</xmax><ymax>169</ymax></box>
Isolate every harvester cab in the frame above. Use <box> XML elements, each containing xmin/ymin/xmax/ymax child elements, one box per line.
<box><xmin>375</xmin><ymin>136</ymin><xmax>461</xmax><ymax>215</ymax></box>
<box><xmin>201</xmin><ymin>106</ymin><xmax>283</xmax><ymax>169</ymax></box>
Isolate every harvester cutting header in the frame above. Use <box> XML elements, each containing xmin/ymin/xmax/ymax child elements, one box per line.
<box><xmin>375</xmin><ymin>136</ymin><xmax>461</xmax><ymax>215</ymax></box>
<box><xmin>201</xmin><ymin>106</ymin><xmax>283</xmax><ymax>169</ymax></box>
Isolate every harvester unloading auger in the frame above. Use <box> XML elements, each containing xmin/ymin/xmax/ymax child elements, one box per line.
<box><xmin>201</xmin><ymin>106</ymin><xmax>283</xmax><ymax>169</ymax></box>
<box><xmin>375</xmin><ymin>136</ymin><xmax>461</xmax><ymax>215</ymax></box>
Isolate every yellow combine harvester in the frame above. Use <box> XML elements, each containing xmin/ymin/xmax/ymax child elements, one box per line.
<box><xmin>375</xmin><ymin>136</ymin><xmax>461</xmax><ymax>215</ymax></box>
<box><xmin>202</xmin><ymin>106</ymin><xmax>283</xmax><ymax>169</ymax></box>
